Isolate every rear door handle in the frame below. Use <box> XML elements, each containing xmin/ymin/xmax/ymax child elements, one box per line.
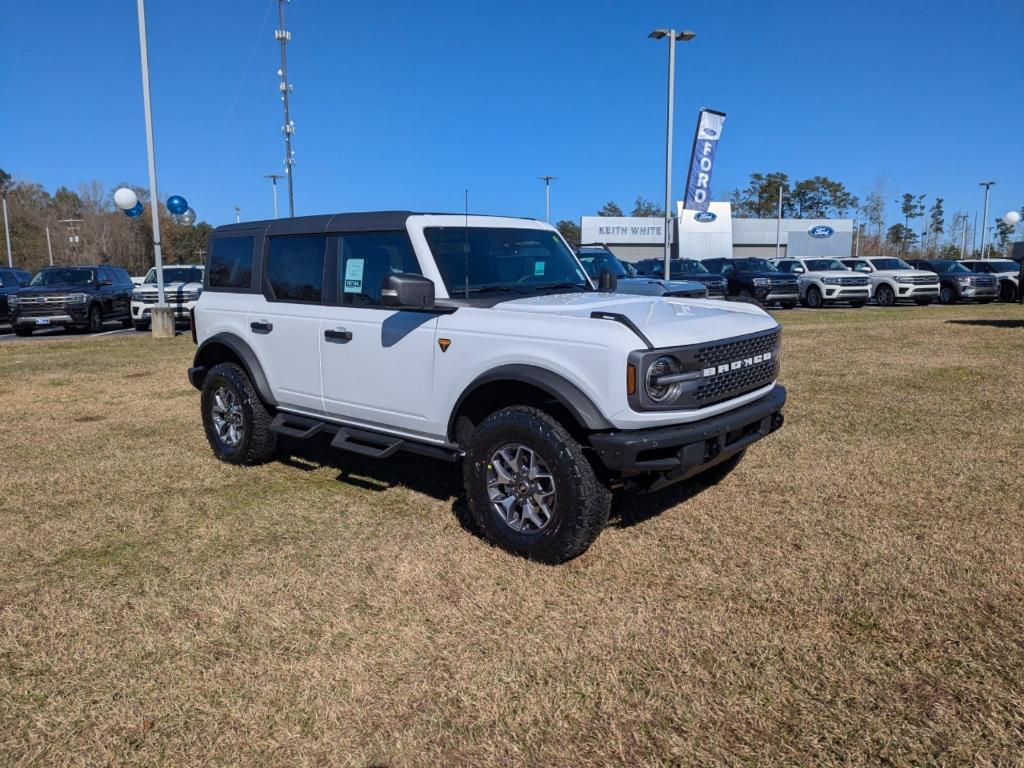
<box><xmin>324</xmin><ymin>328</ymin><xmax>353</xmax><ymax>343</ymax></box>
<box><xmin>250</xmin><ymin>320</ymin><xmax>273</xmax><ymax>334</ymax></box>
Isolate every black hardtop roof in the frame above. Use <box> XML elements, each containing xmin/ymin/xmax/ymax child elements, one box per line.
<box><xmin>213</xmin><ymin>211</ymin><xmax>541</xmax><ymax>236</ymax></box>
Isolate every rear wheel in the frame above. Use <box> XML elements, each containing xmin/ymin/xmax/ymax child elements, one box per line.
<box><xmin>999</xmin><ymin>282</ymin><xmax>1017</xmax><ymax>302</ymax></box>
<box><xmin>464</xmin><ymin>406</ymin><xmax>611</xmax><ymax>563</ymax></box>
<box><xmin>803</xmin><ymin>286</ymin><xmax>823</xmax><ymax>308</ymax></box>
<box><xmin>875</xmin><ymin>283</ymin><xmax>896</xmax><ymax>307</ymax></box>
<box><xmin>14</xmin><ymin>327</ymin><xmax>32</xmax><ymax>337</ymax></box>
<box><xmin>939</xmin><ymin>284</ymin><xmax>956</xmax><ymax>304</ymax></box>
<box><xmin>200</xmin><ymin>363</ymin><xmax>278</xmax><ymax>465</ymax></box>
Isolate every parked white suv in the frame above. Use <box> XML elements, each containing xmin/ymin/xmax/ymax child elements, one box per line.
<box><xmin>960</xmin><ymin>259</ymin><xmax>1020</xmax><ymax>303</ymax></box>
<box><xmin>131</xmin><ymin>264</ymin><xmax>204</xmax><ymax>330</ymax></box>
<box><xmin>188</xmin><ymin>213</ymin><xmax>786</xmax><ymax>562</ymax></box>
<box><xmin>839</xmin><ymin>257</ymin><xmax>939</xmax><ymax>306</ymax></box>
<box><xmin>772</xmin><ymin>258</ymin><xmax>870</xmax><ymax>308</ymax></box>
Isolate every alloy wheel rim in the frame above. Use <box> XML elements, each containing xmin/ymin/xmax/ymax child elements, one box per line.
<box><xmin>880</xmin><ymin>286</ymin><xmax>893</xmax><ymax>305</ymax></box>
<box><xmin>808</xmin><ymin>289</ymin><xmax>821</xmax><ymax>307</ymax></box>
<box><xmin>486</xmin><ymin>443</ymin><xmax>557</xmax><ymax>533</ymax></box>
<box><xmin>211</xmin><ymin>387</ymin><xmax>244</xmax><ymax>447</ymax></box>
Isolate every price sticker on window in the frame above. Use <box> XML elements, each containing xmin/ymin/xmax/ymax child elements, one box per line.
<box><xmin>344</xmin><ymin>258</ymin><xmax>364</xmax><ymax>293</ymax></box>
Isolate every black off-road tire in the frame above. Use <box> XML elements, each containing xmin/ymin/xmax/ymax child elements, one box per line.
<box><xmin>200</xmin><ymin>362</ymin><xmax>278</xmax><ymax>465</ymax></box>
<box><xmin>803</xmin><ymin>286</ymin><xmax>823</xmax><ymax>309</ymax></box>
<box><xmin>999</xmin><ymin>282</ymin><xmax>1016</xmax><ymax>303</ymax></box>
<box><xmin>14</xmin><ymin>327</ymin><xmax>32</xmax><ymax>337</ymax></box>
<box><xmin>87</xmin><ymin>304</ymin><xmax>103</xmax><ymax>333</ymax></box>
<box><xmin>463</xmin><ymin>406</ymin><xmax>611</xmax><ymax>563</ymax></box>
<box><xmin>939</xmin><ymin>284</ymin><xmax>956</xmax><ymax>305</ymax></box>
<box><xmin>875</xmin><ymin>283</ymin><xmax>896</xmax><ymax>307</ymax></box>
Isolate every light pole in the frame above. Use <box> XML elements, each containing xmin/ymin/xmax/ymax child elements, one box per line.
<box><xmin>134</xmin><ymin>0</ymin><xmax>174</xmax><ymax>336</ymax></box>
<box><xmin>234</xmin><ymin>205</ymin><xmax>241</xmax><ymax>224</ymax></box>
<box><xmin>774</xmin><ymin>185</ymin><xmax>783</xmax><ymax>260</ymax></box>
<box><xmin>538</xmin><ymin>176</ymin><xmax>556</xmax><ymax>223</ymax></box>
<box><xmin>0</xmin><ymin>184</ymin><xmax>12</xmax><ymax>268</ymax></box>
<box><xmin>264</xmin><ymin>173</ymin><xmax>284</xmax><ymax>219</ymax></box>
<box><xmin>45</xmin><ymin>226</ymin><xmax>53</xmax><ymax>265</ymax></box>
<box><xmin>649</xmin><ymin>28</ymin><xmax>695</xmax><ymax>278</ymax></box>
<box><xmin>979</xmin><ymin>181</ymin><xmax>995</xmax><ymax>259</ymax></box>
<box><xmin>276</xmin><ymin>0</ymin><xmax>296</xmax><ymax>217</ymax></box>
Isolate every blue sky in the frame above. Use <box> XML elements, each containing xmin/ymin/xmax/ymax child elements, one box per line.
<box><xmin>1</xmin><ymin>0</ymin><xmax>1022</xmax><ymax>231</ymax></box>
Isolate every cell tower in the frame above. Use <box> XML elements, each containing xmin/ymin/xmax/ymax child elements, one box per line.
<box><xmin>276</xmin><ymin>0</ymin><xmax>296</xmax><ymax>217</ymax></box>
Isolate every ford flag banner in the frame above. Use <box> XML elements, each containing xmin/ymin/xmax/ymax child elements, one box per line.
<box><xmin>683</xmin><ymin>108</ymin><xmax>726</xmax><ymax>212</ymax></box>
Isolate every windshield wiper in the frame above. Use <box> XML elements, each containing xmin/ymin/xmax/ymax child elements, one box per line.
<box><xmin>534</xmin><ymin>282</ymin><xmax>588</xmax><ymax>292</ymax></box>
<box><xmin>465</xmin><ymin>285</ymin><xmax>531</xmax><ymax>296</ymax></box>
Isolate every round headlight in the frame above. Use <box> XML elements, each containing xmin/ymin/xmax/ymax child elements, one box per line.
<box><xmin>645</xmin><ymin>355</ymin><xmax>682</xmax><ymax>404</ymax></box>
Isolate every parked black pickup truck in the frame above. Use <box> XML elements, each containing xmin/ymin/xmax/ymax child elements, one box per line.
<box><xmin>8</xmin><ymin>265</ymin><xmax>135</xmax><ymax>335</ymax></box>
<box><xmin>701</xmin><ymin>257</ymin><xmax>800</xmax><ymax>308</ymax></box>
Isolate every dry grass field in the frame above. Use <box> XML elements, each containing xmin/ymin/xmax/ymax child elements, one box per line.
<box><xmin>1</xmin><ymin>304</ymin><xmax>1023</xmax><ymax>766</ymax></box>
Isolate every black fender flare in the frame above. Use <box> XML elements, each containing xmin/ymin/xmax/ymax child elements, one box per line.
<box><xmin>191</xmin><ymin>332</ymin><xmax>277</xmax><ymax>406</ymax></box>
<box><xmin>447</xmin><ymin>364</ymin><xmax>613</xmax><ymax>439</ymax></box>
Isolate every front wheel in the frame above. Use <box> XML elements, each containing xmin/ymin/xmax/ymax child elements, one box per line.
<box><xmin>875</xmin><ymin>283</ymin><xmax>896</xmax><ymax>307</ymax></box>
<box><xmin>939</xmin><ymin>284</ymin><xmax>956</xmax><ymax>304</ymax></box>
<box><xmin>200</xmin><ymin>363</ymin><xmax>278</xmax><ymax>465</ymax></box>
<box><xmin>999</xmin><ymin>282</ymin><xmax>1017</xmax><ymax>302</ymax></box>
<box><xmin>87</xmin><ymin>304</ymin><xmax>103</xmax><ymax>333</ymax></box>
<box><xmin>803</xmin><ymin>286</ymin><xmax>823</xmax><ymax>308</ymax></box>
<box><xmin>463</xmin><ymin>406</ymin><xmax>611</xmax><ymax>563</ymax></box>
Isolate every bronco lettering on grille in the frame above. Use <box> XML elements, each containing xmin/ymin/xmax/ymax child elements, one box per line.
<box><xmin>702</xmin><ymin>351</ymin><xmax>772</xmax><ymax>378</ymax></box>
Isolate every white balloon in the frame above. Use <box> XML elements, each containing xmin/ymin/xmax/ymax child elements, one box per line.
<box><xmin>113</xmin><ymin>187</ymin><xmax>138</xmax><ymax>211</ymax></box>
<box><xmin>1003</xmin><ymin>210</ymin><xmax>1020</xmax><ymax>226</ymax></box>
<box><xmin>180</xmin><ymin>208</ymin><xmax>196</xmax><ymax>226</ymax></box>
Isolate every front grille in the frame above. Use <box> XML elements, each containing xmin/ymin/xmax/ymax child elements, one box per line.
<box><xmin>694</xmin><ymin>329</ymin><xmax>779</xmax><ymax>368</ymax></box>
<box><xmin>972</xmin><ymin>277</ymin><xmax>997</xmax><ymax>288</ymax></box>
<box><xmin>15</xmin><ymin>295</ymin><xmax>72</xmax><ymax>307</ymax></box>
<box><xmin>134</xmin><ymin>292</ymin><xmax>196</xmax><ymax>304</ymax></box>
<box><xmin>695</xmin><ymin>359</ymin><xmax>777</xmax><ymax>403</ymax></box>
<box><xmin>904</xmin><ymin>276</ymin><xmax>937</xmax><ymax>285</ymax></box>
<box><xmin>768</xmin><ymin>278</ymin><xmax>797</xmax><ymax>288</ymax></box>
<box><xmin>835</xmin><ymin>276</ymin><xmax>870</xmax><ymax>286</ymax></box>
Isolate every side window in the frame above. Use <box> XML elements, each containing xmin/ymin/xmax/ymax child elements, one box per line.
<box><xmin>116</xmin><ymin>268</ymin><xmax>133</xmax><ymax>286</ymax></box>
<box><xmin>208</xmin><ymin>236</ymin><xmax>255</xmax><ymax>290</ymax></box>
<box><xmin>266</xmin><ymin>235</ymin><xmax>327</xmax><ymax>303</ymax></box>
<box><xmin>719</xmin><ymin>262</ymin><xmax>734</xmax><ymax>276</ymax></box>
<box><xmin>336</xmin><ymin>231</ymin><xmax>421</xmax><ymax>307</ymax></box>
<box><xmin>99</xmin><ymin>267</ymin><xmax>114</xmax><ymax>284</ymax></box>
<box><xmin>776</xmin><ymin>261</ymin><xmax>791</xmax><ymax>273</ymax></box>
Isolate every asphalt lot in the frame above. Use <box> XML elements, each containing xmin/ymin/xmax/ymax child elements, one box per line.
<box><xmin>0</xmin><ymin>322</ymin><xmax>184</xmax><ymax>343</ymax></box>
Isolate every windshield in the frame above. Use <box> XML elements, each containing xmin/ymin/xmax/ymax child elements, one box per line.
<box><xmin>735</xmin><ymin>259</ymin><xmax>779</xmax><ymax>273</ymax></box>
<box><xmin>30</xmin><ymin>268</ymin><xmax>94</xmax><ymax>286</ymax></box>
<box><xmin>869</xmin><ymin>258</ymin><xmax>912</xmax><ymax>271</ymax></box>
<box><xmin>933</xmin><ymin>261</ymin><xmax>970</xmax><ymax>274</ymax></box>
<box><xmin>145</xmin><ymin>267</ymin><xmax>203</xmax><ymax>284</ymax></box>
<box><xmin>425</xmin><ymin>227</ymin><xmax>589</xmax><ymax>296</ymax></box>
<box><xmin>671</xmin><ymin>259</ymin><xmax>710</xmax><ymax>276</ymax></box>
<box><xmin>578</xmin><ymin>251</ymin><xmax>628</xmax><ymax>278</ymax></box>
<box><xmin>805</xmin><ymin>259</ymin><xmax>847</xmax><ymax>271</ymax></box>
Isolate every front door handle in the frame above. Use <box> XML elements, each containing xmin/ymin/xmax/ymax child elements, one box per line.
<box><xmin>250</xmin><ymin>320</ymin><xmax>273</xmax><ymax>334</ymax></box>
<box><xmin>324</xmin><ymin>328</ymin><xmax>353</xmax><ymax>343</ymax></box>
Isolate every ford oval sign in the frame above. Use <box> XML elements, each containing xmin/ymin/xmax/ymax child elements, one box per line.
<box><xmin>694</xmin><ymin>211</ymin><xmax>717</xmax><ymax>223</ymax></box>
<box><xmin>809</xmin><ymin>225</ymin><xmax>834</xmax><ymax>239</ymax></box>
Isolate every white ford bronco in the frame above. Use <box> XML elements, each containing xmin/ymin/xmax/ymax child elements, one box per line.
<box><xmin>188</xmin><ymin>212</ymin><xmax>786</xmax><ymax>562</ymax></box>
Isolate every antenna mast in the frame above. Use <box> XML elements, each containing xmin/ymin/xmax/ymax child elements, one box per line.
<box><xmin>276</xmin><ymin>0</ymin><xmax>296</xmax><ymax>217</ymax></box>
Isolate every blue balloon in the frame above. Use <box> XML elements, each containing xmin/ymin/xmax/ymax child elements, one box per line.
<box><xmin>124</xmin><ymin>201</ymin><xmax>144</xmax><ymax>218</ymax></box>
<box><xmin>167</xmin><ymin>195</ymin><xmax>188</xmax><ymax>215</ymax></box>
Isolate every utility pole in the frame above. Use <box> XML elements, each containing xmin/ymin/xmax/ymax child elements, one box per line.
<box><xmin>649</xmin><ymin>28</ymin><xmax>695</xmax><ymax>277</ymax></box>
<box><xmin>0</xmin><ymin>185</ymin><xmax>12</xmax><ymax>268</ymax></box>
<box><xmin>264</xmin><ymin>173</ymin><xmax>284</xmax><ymax>219</ymax></box>
<box><xmin>276</xmin><ymin>0</ymin><xmax>296</xmax><ymax>217</ymax></box>
<box><xmin>854</xmin><ymin>221</ymin><xmax>860</xmax><ymax>258</ymax></box>
<box><xmin>134</xmin><ymin>0</ymin><xmax>173</xmax><ymax>336</ymax></box>
<box><xmin>979</xmin><ymin>181</ymin><xmax>995</xmax><ymax>259</ymax></box>
<box><xmin>538</xmin><ymin>176</ymin><xmax>556</xmax><ymax>223</ymax></box>
<box><xmin>45</xmin><ymin>226</ymin><xmax>53</xmax><ymax>265</ymax></box>
<box><xmin>959</xmin><ymin>215</ymin><xmax>968</xmax><ymax>260</ymax></box>
<box><xmin>57</xmin><ymin>219</ymin><xmax>84</xmax><ymax>262</ymax></box>
<box><xmin>234</xmin><ymin>205</ymin><xmax>241</xmax><ymax>224</ymax></box>
<box><xmin>972</xmin><ymin>211</ymin><xmax>978</xmax><ymax>255</ymax></box>
<box><xmin>774</xmin><ymin>185</ymin><xmax>782</xmax><ymax>260</ymax></box>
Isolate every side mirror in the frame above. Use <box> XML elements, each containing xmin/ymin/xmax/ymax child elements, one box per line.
<box><xmin>793</xmin><ymin>266</ymin><xmax>804</xmax><ymax>274</ymax></box>
<box><xmin>597</xmin><ymin>268</ymin><xmax>618</xmax><ymax>291</ymax></box>
<box><xmin>98</xmin><ymin>279</ymin><xmax>112</xmax><ymax>286</ymax></box>
<box><xmin>858</xmin><ymin>266</ymin><xmax>871</xmax><ymax>273</ymax></box>
<box><xmin>381</xmin><ymin>273</ymin><xmax>435</xmax><ymax>309</ymax></box>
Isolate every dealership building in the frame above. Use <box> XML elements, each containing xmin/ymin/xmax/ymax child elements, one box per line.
<box><xmin>579</xmin><ymin>201</ymin><xmax>854</xmax><ymax>263</ymax></box>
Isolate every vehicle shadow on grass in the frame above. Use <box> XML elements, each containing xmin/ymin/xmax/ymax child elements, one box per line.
<box><xmin>946</xmin><ymin>319</ymin><xmax>1024</xmax><ymax>329</ymax></box>
<box><xmin>276</xmin><ymin>435</ymin><xmax>722</xmax><ymax>537</ymax></box>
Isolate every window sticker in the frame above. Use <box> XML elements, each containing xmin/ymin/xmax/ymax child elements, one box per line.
<box><xmin>534</xmin><ymin>261</ymin><xmax>546</xmax><ymax>277</ymax></box>
<box><xmin>343</xmin><ymin>258</ymin><xmax>364</xmax><ymax>293</ymax></box>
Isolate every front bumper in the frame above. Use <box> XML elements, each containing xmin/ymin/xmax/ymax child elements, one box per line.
<box><xmin>823</xmin><ymin>287</ymin><xmax>870</xmax><ymax>302</ymax></box>
<box><xmin>11</xmin><ymin>310</ymin><xmax>84</xmax><ymax>327</ymax></box>
<box><xmin>589</xmin><ymin>385</ymin><xmax>786</xmax><ymax>489</ymax></box>
<box><xmin>892</xmin><ymin>283</ymin><xmax>939</xmax><ymax>299</ymax></box>
<box><xmin>132</xmin><ymin>300</ymin><xmax>197</xmax><ymax>323</ymax></box>
<box><xmin>755</xmin><ymin>287</ymin><xmax>799</xmax><ymax>303</ymax></box>
<box><xmin>959</xmin><ymin>284</ymin><xmax>998</xmax><ymax>299</ymax></box>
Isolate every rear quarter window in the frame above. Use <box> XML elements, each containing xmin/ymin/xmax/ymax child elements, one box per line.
<box><xmin>208</xmin><ymin>236</ymin><xmax>255</xmax><ymax>290</ymax></box>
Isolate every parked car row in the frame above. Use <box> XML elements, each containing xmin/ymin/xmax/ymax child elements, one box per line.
<box><xmin>581</xmin><ymin>247</ymin><xmax>1019</xmax><ymax>309</ymax></box>
<box><xmin>2</xmin><ymin>263</ymin><xmax>204</xmax><ymax>335</ymax></box>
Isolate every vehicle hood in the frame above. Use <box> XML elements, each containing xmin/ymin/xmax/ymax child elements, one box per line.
<box><xmin>135</xmin><ymin>281</ymin><xmax>203</xmax><ymax>291</ymax></box>
<box><xmin>803</xmin><ymin>270</ymin><xmax>863</xmax><ymax>279</ymax></box>
<box><xmin>616</xmin><ymin>277</ymin><xmax>707</xmax><ymax>296</ymax></box>
<box><xmin>494</xmin><ymin>292</ymin><xmax>777</xmax><ymax>348</ymax></box>
<box><xmin>738</xmin><ymin>271</ymin><xmax>796</xmax><ymax>280</ymax></box>
<box><xmin>17</xmin><ymin>285</ymin><xmax>94</xmax><ymax>296</ymax></box>
<box><xmin>871</xmin><ymin>268</ymin><xmax>937</xmax><ymax>278</ymax></box>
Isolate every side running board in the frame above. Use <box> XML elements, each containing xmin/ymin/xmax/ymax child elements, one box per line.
<box><xmin>269</xmin><ymin>412</ymin><xmax>461</xmax><ymax>462</ymax></box>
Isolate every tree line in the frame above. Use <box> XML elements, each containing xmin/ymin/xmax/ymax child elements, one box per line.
<box><xmin>0</xmin><ymin>168</ymin><xmax>212</xmax><ymax>276</ymax></box>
